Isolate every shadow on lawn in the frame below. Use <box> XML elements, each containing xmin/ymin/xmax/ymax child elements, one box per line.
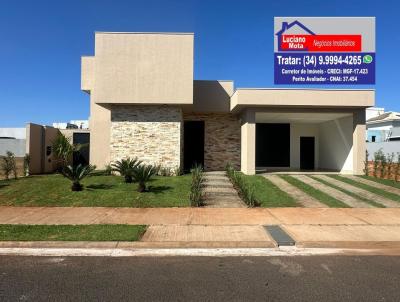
<box><xmin>147</xmin><ymin>185</ymin><xmax>172</xmax><ymax>194</ymax></box>
<box><xmin>86</xmin><ymin>184</ymin><xmax>115</xmax><ymax>190</ymax></box>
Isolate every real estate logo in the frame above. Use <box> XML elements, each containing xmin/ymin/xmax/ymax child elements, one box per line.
<box><xmin>274</xmin><ymin>17</ymin><xmax>375</xmax><ymax>85</ymax></box>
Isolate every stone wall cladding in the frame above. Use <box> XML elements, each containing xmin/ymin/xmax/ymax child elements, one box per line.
<box><xmin>183</xmin><ymin>113</ymin><xmax>241</xmax><ymax>171</ymax></box>
<box><xmin>110</xmin><ymin>105</ymin><xmax>182</xmax><ymax>173</ymax></box>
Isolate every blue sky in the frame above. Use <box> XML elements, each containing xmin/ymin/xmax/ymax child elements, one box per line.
<box><xmin>0</xmin><ymin>0</ymin><xmax>398</xmax><ymax>127</ymax></box>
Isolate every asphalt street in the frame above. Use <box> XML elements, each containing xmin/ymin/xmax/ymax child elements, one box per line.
<box><xmin>0</xmin><ymin>255</ymin><xmax>399</xmax><ymax>301</ymax></box>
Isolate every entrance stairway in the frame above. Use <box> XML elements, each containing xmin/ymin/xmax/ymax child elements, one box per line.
<box><xmin>203</xmin><ymin>171</ymin><xmax>246</xmax><ymax>208</ymax></box>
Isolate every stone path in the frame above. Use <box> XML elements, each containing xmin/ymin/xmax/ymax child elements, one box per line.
<box><xmin>342</xmin><ymin>175</ymin><xmax>400</xmax><ymax>196</ymax></box>
<box><xmin>202</xmin><ymin>171</ymin><xmax>246</xmax><ymax>208</ymax></box>
<box><xmin>292</xmin><ymin>175</ymin><xmax>374</xmax><ymax>208</ymax></box>
<box><xmin>263</xmin><ymin>175</ymin><xmax>325</xmax><ymax>208</ymax></box>
<box><xmin>313</xmin><ymin>175</ymin><xmax>400</xmax><ymax>208</ymax></box>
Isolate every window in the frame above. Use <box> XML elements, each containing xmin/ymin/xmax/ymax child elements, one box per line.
<box><xmin>371</xmin><ymin>136</ymin><xmax>376</xmax><ymax>142</ymax></box>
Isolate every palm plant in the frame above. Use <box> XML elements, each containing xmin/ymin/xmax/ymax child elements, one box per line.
<box><xmin>52</xmin><ymin>133</ymin><xmax>88</xmax><ymax>168</ymax></box>
<box><xmin>111</xmin><ymin>157</ymin><xmax>142</xmax><ymax>183</ymax></box>
<box><xmin>132</xmin><ymin>164</ymin><xmax>158</xmax><ymax>192</ymax></box>
<box><xmin>61</xmin><ymin>164</ymin><xmax>96</xmax><ymax>191</ymax></box>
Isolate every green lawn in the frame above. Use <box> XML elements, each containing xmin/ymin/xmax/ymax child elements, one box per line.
<box><xmin>359</xmin><ymin>175</ymin><xmax>400</xmax><ymax>189</ymax></box>
<box><xmin>280</xmin><ymin>175</ymin><xmax>349</xmax><ymax>208</ymax></box>
<box><xmin>241</xmin><ymin>175</ymin><xmax>299</xmax><ymax>207</ymax></box>
<box><xmin>309</xmin><ymin>176</ymin><xmax>384</xmax><ymax>208</ymax></box>
<box><xmin>0</xmin><ymin>224</ymin><xmax>147</xmax><ymax>241</ymax></box>
<box><xmin>0</xmin><ymin>174</ymin><xmax>191</xmax><ymax>207</ymax></box>
<box><xmin>330</xmin><ymin>175</ymin><xmax>400</xmax><ymax>203</ymax></box>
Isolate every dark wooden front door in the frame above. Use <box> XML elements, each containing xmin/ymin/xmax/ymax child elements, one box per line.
<box><xmin>300</xmin><ymin>137</ymin><xmax>315</xmax><ymax>170</ymax></box>
<box><xmin>183</xmin><ymin>121</ymin><xmax>205</xmax><ymax>172</ymax></box>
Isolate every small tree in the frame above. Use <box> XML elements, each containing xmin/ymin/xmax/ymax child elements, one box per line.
<box><xmin>111</xmin><ymin>157</ymin><xmax>142</xmax><ymax>183</ymax></box>
<box><xmin>396</xmin><ymin>153</ymin><xmax>400</xmax><ymax>182</ymax></box>
<box><xmin>52</xmin><ymin>133</ymin><xmax>88</xmax><ymax>168</ymax></box>
<box><xmin>60</xmin><ymin>164</ymin><xmax>96</xmax><ymax>191</ymax></box>
<box><xmin>1</xmin><ymin>151</ymin><xmax>16</xmax><ymax>180</ymax></box>
<box><xmin>23</xmin><ymin>154</ymin><xmax>30</xmax><ymax>176</ymax></box>
<box><xmin>387</xmin><ymin>152</ymin><xmax>395</xmax><ymax>180</ymax></box>
<box><xmin>132</xmin><ymin>164</ymin><xmax>158</xmax><ymax>192</ymax></box>
<box><xmin>364</xmin><ymin>150</ymin><xmax>369</xmax><ymax>176</ymax></box>
<box><xmin>373</xmin><ymin>149</ymin><xmax>384</xmax><ymax>177</ymax></box>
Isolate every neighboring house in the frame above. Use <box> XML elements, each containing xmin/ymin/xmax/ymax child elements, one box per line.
<box><xmin>81</xmin><ymin>32</ymin><xmax>374</xmax><ymax>175</ymax></box>
<box><xmin>366</xmin><ymin>112</ymin><xmax>400</xmax><ymax>142</ymax></box>
<box><xmin>53</xmin><ymin>120</ymin><xmax>89</xmax><ymax>130</ymax></box>
<box><xmin>366</xmin><ymin>107</ymin><xmax>385</xmax><ymax>121</ymax></box>
<box><xmin>0</xmin><ymin>128</ymin><xmax>26</xmax><ymax>157</ymax></box>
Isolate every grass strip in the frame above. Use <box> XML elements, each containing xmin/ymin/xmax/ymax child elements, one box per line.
<box><xmin>309</xmin><ymin>176</ymin><xmax>384</xmax><ymax>208</ymax></box>
<box><xmin>0</xmin><ymin>224</ymin><xmax>147</xmax><ymax>241</ymax></box>
<box><xmin>242</xmin><ymin>175</ymin><xmax>299</xmax><ymax>207</ymax></box>
<box><xmin>359</xmin><ymin>176</ymin><xmax>400</xmax><ymax>189</ymax></box>
<box><xmin>280</xmin><ymin>175</ymin><xmax>349</xmax><ymax>208</ymax></box>
<box><xmin>330</xmin><ymin>175</ymin><xmax>400</xmax><ymax>203</ymax></box>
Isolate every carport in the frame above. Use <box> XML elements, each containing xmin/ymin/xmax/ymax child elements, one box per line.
<box><xmin>230</xmin><ymin>89</ymin><xmax>374</xmax><ymax>175</ymax></box>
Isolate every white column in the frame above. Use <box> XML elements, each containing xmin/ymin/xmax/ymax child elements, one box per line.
<box><xmin>352</xmin><ymin>109</ymin><xmax>366</xmax><ymax>175</ymax></box>
<box><xmin>241</xmin><ymin>109</ymin><xmax>256</xmax><ymax>175</ymax></box>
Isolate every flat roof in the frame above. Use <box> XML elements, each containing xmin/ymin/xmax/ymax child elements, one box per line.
<box><xmin>95</xmin><ymin>31</ymin><xmax>194</xmax><ymax>35</ymax></box>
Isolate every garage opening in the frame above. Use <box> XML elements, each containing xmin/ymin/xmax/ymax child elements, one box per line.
<box><xmin>256</xmin><ymin>123</ymin><xmax>290</xmax><ymax>167</ymax></box>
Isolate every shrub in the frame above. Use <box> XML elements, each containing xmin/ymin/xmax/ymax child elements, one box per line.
<box><xmin>52</xmin><ymin>133</ymin><xmax>88</xmax><ymax>168</ymax></box>
<box><xmin>225</xmin><ymin>163</ymin><xmax>259</xmax><ymax>207</ymax></box>
<box><xmin>364</xmin><ymin>150</ymin><xmax>369</xmax><ymax>176</ymax></box>
<box><xmin>112</xmin><ymin>157</ymin><xmax>142</xmax><ymax>183</ymax></box>
<box><xmin>60</xmin><ymin>164</ymin><xmax>96</xmax><ymax>191</ymax></box>
<box><xmin>1</xmin><ymin>151</ymin><xmax>17</xmax><ymax>180</ymax></box>
<box><xmin>189</xmin><ymin>164</ymin><xmax>204</xmax><ymax>207</ymax></box>
<box><xmin>387</xmin><ymin>152</ymin><xmax>395</xmax><ymax>180</ymax></box>
<box><xmin>132</xmin><ymin>164</ymin><xmax>158</xmax><ymax>192</ymax></box>
<box><xmin>104</xmin><ymin>163</ymin><xmax>113</xmax><ymax>176</ymax></box>
<box><xmin>23</xmin><ymin>154</ymin><xmax>30</xmax><ymax>176</ymax></box>
<box><xmin>396</xmin><ymin>153</ymin><xmax>400</xmax><ymax>182</ymax></box>
<box><xmin>373</xmin><ymin>149</ymin><xmax>384</xmax><ymax>177</ymax></box>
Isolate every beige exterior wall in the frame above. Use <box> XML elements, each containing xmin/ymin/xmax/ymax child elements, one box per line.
<box><xmin>189</xmin><ymin>80</ymin><xmax>233</xmax><ymax>113</ymax></box>
<box><xmin>81</xmin><ymin>56</ymin><xmax>94</xmax><ymax>92</ymax></box>
<box><xmin>183</xmin><ymin>113</ymin><xmax>241</xmax><ymax>171</ymax></box>
<box><xmin>88</xmin><ymin>32</ymin><xmax>193</xmax><ymax>105</ymax></box>
<box><xmin>110</xmin><ymin>105</ymin><xmax>182</xmax><ymax>172</ymax></box>
<box><xmin>25</xmin><ymin>123</ymin><xmax>60</xmax><ymax>174</ymax></box>
<box><xmin>231</xmin><ymin>89</ymin><xmax>375</xmax><ymax>112</ymax></box>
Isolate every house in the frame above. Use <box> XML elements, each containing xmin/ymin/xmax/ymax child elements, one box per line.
<box><xmin>366</xmin><ymin>111</ymin><xmax>400</xmax><ymax>142</ymax></box>
<box><xmin>81</xmin><ymin>32</ymin><xmax>374</xmax><ymax>175</ymax></box>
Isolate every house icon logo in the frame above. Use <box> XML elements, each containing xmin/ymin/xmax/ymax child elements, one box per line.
<box><xmin>275</xmin><ymin>20</ymin><xmax>316</xmax><ymax>51</ymax></box>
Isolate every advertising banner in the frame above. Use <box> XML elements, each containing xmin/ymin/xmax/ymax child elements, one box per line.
<box><xmin>274</xmin><ymin>17</ymin><xmax>375</xmax><ymax>85</ymax></box>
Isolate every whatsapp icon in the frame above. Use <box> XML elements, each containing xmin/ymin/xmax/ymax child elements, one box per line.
<box><xmin>363</xmin><ymin>55</ymin><xmax>373</xmax><ymax>64</ymax></box>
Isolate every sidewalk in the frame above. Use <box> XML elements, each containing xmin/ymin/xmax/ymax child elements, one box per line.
<box><xmin>1</xmin><ymin>207</ymin><xmax>400</xmax><ymax>250</ymax></box>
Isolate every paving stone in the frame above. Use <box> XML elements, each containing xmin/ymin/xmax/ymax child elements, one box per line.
<box><xmin>313</xmin><ymin>175</ymin><xmax>400</xmax><ymax>208</ymax></box>
<box><xmin>342</xmin><ymin>175</ymin><xmax>400</xmax><ymax>196</ymax></box>
<box><xmin>293</xmin><ymin>175</ymin><xmax>375</xmax><ymax>208</ymax></box>
<box><xmin>263</xmin><ymin>175</ymin><xmax>325</xmax><ymax>208</ymax></box>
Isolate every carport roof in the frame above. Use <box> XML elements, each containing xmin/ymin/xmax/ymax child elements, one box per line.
<box><xmin>230</xmin><ymin>88</ymin><xmax>375</xmax><ymax>113</ymax></box>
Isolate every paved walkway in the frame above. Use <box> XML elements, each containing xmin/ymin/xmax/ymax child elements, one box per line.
<box><xmin>2</xmin><ymin>206</ymin><xmax>400</xmax><ymax>225</ymax></box>
<box><xmin>263</xmin><ymin>175</ymin><xmax>325</xmax><ymax>208</ymax></box>
<box><xmin>2</xmin><ymin>207</ymin><xmax>400</xmax><ymax>249</ymax></box>
<box><xmin>342</xmin><ymin>175</ymin><xmax>400</xmax><ymax>196</ymax></box>
<box><xmin>292</xmin><ymin>175</ymin><xmax>374</xmax><ymax>208</ymax></box>
<box><xmin>202</xmin><ymin>171</ymin><xmax>246</xmax><ymax>208</ymax></box>
<box><xmin>313</xmin><ymin>175</ymin><xmax>400</xmax><ymax>208</ymax></box>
